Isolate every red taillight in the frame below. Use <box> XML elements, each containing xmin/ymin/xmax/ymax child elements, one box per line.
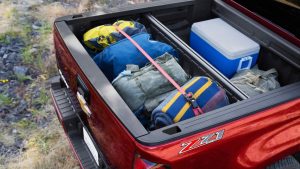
<box><xmin>133</xmin><ymin>155</ymin><xmax>169</xmax><ymax>169</ymax></box>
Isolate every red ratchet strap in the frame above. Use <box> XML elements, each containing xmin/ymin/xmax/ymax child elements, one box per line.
<box><xmin>114</xmin><ymin>25</ymin><xmax>204</xmax><ymax>116</ymax></box>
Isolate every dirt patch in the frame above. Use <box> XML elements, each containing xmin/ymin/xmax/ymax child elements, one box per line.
<box><xmin>5</xmin><ymin>119</ymin><xmax>79</xmax><ymax>169</ymax></box>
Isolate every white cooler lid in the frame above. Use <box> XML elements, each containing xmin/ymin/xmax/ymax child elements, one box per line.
<box><xmin>191</xmin><ymin>18</ymin><xmax>260</xmax><ymax>59</ymax></box>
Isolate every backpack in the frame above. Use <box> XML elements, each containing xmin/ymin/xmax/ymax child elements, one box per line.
<box><xmin>230</xmin><ymin>66</ymin><xmax>280</xmax><ymax>97</ymax></box>
<box><xmin>83</xmin><ymin>20</ymin><xmax>146</xmax><ymax>51</ymax></box>
<box><xmin>93</xmin><ymin>33</ymin><xmax>178</xmax><ymax>81</ymax></box>
<box><xmin>152</xmin><ymin>77</ymin><xmax>229</xmax><ymax>128</ymax></box>
<box><xmin>112</xmin><ymin>53</ymin><xmax>189</xmax><ymax>126</ymax></box>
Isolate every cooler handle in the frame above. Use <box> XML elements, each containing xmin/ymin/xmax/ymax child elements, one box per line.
<box><xmin>237</xmin><ymin>56</ymin><xmax>252</xmax><ymax>72</ymax></box>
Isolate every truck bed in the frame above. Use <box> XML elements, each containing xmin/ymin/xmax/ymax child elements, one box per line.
<box><xmin>53</xmin><ymin>0</ymin><xmax>300</xmax><ymax>145</ymax></box>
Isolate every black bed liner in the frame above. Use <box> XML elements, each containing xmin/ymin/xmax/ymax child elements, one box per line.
<box><xmin>54</xmin><ymin>0</ymin><xmax>300</xmax><ymax>145</ymax></box>
<box><xmin>234</xmin><ymin>0</ymin><xmax>300</xmax><ymax>39</ymax></box>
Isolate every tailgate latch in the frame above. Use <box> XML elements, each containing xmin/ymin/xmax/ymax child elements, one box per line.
<box><xmin>77</xmin><ymin>91</ymin><xmax>92</xmax><ymax>117</ymax></box>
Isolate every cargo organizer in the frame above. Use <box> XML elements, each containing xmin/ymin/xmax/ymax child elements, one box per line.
<box><xmin>190</xmin><ymin>18</ymin><xmax>260</xmax><ymax>78</ymax></box>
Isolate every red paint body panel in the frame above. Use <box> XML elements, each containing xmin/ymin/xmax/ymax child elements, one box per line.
<box><xmin>135</xmin><ymin>99</ymin><xmax>300</xmax><ymax>169</ymax></box>
<box><xmin>54</xmin><ymin>28</ymin><xmax>137</xmax><ymax>169</ymax></box>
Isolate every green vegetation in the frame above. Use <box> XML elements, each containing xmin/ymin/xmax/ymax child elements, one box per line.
<box><xmin>34</xmin><ymin>132</ymin><xmax>60</xmax><ymax>154</ymax></box>
<box><xmin>20</xmin><ymin>24</ymin><xmax>32</xmax><ymax>42</ymax></box>
<box><xmin>16</xmin><ymin>73</ymin><xmax>32</xmax><ymax>83</ymax></box>
<box><xmin>21</xmin><ymin>45</ymin><xmax>45</xmax><ymax>71</ymax></box>
<box><xmin>0</xmin><ymin>94</ymin><xmax>12</xmax><ymax>106</ymax></box>
<box><xmin>0</xmin><ymin>156</ymin><xmax>5</xmax><ymax>166</ymax></box>
<box><xmin>0</xmin><ymin>33</ymin><xmax>11</xmax><ymax>44</ymax></box>
<box><xmin>36</xmin><ymin>21</ymin><xmax>52</xmax><ymax>72</ymax></box>
<box><xmin>3</xmin><ymin>6</ymin><xmax>17</xmax><ymax>20</ymax></box>
<box><xmin>20</xmin><ymin>20</ymin><xmax>52</xmax><ymax>72</ymax></box>
<box><xmin>21</xmin><ymin>45</ymin><xmax>33</xmax><ymax>64</ymax></box>
<box><xmin>35</xmin><ymin>134</ymin><xmax>51</xmax><ymax>154</ymax></box>
<box><xmin>30</xmin><ymin>108</ymin><xmax>48</xmax><ymax>119</ymax></box>
<box><xmin>0</xmin><ymin>31</ymin><xmax>20</xmax><ymax>44</ymax></box>
<box><xmin>16</xmin><ymin>119</ymin><xmax>36</xmax><ymax>129</ymax></box>
<box><xmin>14</xmin><ymin>119</ymin><xmax>37</xmax><ymax>140</ymax></box>
<box><xmin>36</xmin><ymin>49</ymin><xmax>44</xmax><ymax>71</ymax></box>
<box><xmin>33</xmin><ymin>88</ymin><xmax>49</xmax><ymax>105</ymax></box>
<box><xmin>38</xmin><ymin>22</ymin><xmax>52</xmax><ymax>37</ymax></box>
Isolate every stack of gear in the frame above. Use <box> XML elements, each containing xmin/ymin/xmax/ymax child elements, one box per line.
<box><xmin>230</xmin><ymin>66</ymin><xmax>280</xmax><ymax>97</ymax></box>
<box><xmin>83</xmin><ymin>20</ymin><xmax>230</xmax><ymax>129</ymax></box>
<box><xmin>113</xmin><ymin>25</ymin><xmax>230</xmax><ymax>129</ymax></box>
<box><xmin>83</xmin><ymin>20</ymin><xmax>146</xmax><ymax>52</ymax></box>
<box><xmin>112</xmin><ymin>53</ymin><xmax>189</xmax><ymax>126</ymax></box>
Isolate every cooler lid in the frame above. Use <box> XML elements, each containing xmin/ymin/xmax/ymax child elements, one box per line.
<box><xmin>191</xmin><ymin>18</ymin><xmax>260</xmax><ymax>59</ymax></box>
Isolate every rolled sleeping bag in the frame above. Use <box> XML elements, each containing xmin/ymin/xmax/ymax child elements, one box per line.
<box><xmin>152</xmin><ymin>76</ymin><xmax>229</xmax><ymax>128</ymax></box>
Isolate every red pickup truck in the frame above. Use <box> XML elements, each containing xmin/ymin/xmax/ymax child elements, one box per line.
<box><xmin>51</xmin><ymin>0</ymin><xmax>300</xmax><ymax>169</ymax></box>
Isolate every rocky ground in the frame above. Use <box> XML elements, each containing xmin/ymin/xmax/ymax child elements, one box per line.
<box><xmin>0</xmin><ymin>0</ymin><xmax>151</xmax><ymax>168</ymax></box>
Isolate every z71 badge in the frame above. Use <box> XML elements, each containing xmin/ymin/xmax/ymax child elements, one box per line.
<box><xmin>179</xmin><ymin>130</ymin><xmax>224</xmax><ymax>154</ymax></box>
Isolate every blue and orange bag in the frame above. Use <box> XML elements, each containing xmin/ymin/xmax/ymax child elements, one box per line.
<box><xmin>152</xmin><ymin>77</ymin><xmax>229</xmax><ymax>128</ymax></box>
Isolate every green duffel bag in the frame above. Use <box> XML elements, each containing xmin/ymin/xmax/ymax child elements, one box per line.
<box><xmin>112</xmin><ymin>53</ymin><xmax>189</xmax><ymax>127</ymax></box>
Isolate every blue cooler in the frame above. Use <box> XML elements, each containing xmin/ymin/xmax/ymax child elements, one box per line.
<box><xmin>190</xmin><ymin>18</ymin><xmax>260</xmax><ymax>78</ymax></box>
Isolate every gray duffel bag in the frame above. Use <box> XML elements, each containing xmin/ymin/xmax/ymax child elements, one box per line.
<box><xmin>112</xmin><ymin>53</ymin><xmax>189</xmax><ymax>116</ymax></box>
<box><xmin>230</xmin><ymin>65</ymin><xmax>280</xmax><ymax>97</ymax></box>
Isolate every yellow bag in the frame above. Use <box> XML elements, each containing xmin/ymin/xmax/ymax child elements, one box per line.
<box><xmin>83</xmin><ymin>25</ymin><xmax>117</xmax><ymax>51</ymax></box>
<box><xmin>83</xmin><ymin>20</ymin><xmax>146</xmax><ymax>51</ymax></box>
